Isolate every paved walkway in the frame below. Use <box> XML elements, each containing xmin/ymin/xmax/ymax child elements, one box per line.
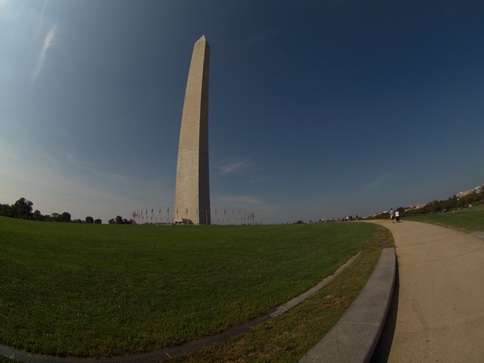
<box><xmin>369</xmin><ymin>220</ymin><xmax>484</xmax><ymax>363</ymax></box>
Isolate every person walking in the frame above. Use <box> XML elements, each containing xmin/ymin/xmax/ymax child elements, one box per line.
<box><xmin>390</xmin><ymin>208</ymin><xmax>395</xmax><ymax>223</ymax></box>
<box><xmin>395</xmin><ymin>209</ymin><xmax>400</xmax><ymax>223</ymax></box>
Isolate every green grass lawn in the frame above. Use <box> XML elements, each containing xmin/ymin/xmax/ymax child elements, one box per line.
<box><xmin>406</xmin><ymin>205</ymin><xmax>484</xmax><ymax>233</ymax></box>
<box><xmin>175</xmin><ymin>242</ymin><xmax>387</xmax><ymax>362</ymax></box>
<box><xmin>0</xmin><ymin>357</ymin><xmax>19</xmax><ymax>363</ymax></box>
<box><xmin>0</xmin><ymin>217</ymin><xmax>391</xmax><ymax>358</ymax></box>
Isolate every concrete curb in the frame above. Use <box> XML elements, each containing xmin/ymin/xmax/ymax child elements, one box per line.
<box><xmin>470</xmin><ymin>231</ymin><xmax>484</xmax><ymax>240</ymax></box>
<box><xmin>300</xmin><ymin>248</ymin><xmax>396</xmax><ymax>363</ymax></box>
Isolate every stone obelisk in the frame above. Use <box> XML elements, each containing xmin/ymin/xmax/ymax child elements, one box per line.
<box><xmin>174</xmin><ymin>36</ymin><xmax>211</xmax><ymax>225</ymax></box>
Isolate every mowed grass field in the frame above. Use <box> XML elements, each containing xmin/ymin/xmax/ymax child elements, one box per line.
<box><xmin>406</xmin><ymin>204</ymin><xmax>484</xmax><ymax>233</ymax></box>
<box><xmin>0</xmin><ymin>217</ymin><xmax>391</xmax><ymax>359</ymax></box>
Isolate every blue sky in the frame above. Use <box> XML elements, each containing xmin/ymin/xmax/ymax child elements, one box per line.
<box><xmin>1</xmin><ymin>0</ymin><xmax>483</xmax><ymax>224</ymax></box>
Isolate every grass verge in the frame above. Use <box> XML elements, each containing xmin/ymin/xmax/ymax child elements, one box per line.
<box><xmin>0</xmin><ymin>357</ymin><xmax>19</xmax><ymax>363</ymax></box>
<box><xmin>174</xmin><ymin>225</ymin><xmax>392</xmax><ymax>362</ymax></box>
<box><xmin>0</xmin><ymin>218</ymin><xmax>391</xmax><ymax>358</ymax></box>
<box><xmin>406</xmin><ymin>206</ymin><xmax>484</xmax><ymax>233</ymax></box>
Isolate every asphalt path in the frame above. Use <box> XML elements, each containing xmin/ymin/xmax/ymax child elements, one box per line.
<box><xmin>369</xmin><ymin>220</ymin><xmax>484</xmax><ymax>363</ymax></box>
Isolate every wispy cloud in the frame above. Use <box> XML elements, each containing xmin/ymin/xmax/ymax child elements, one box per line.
<box><xmin>216</xmin><ymin>195</ymin><xmax>264</xmax><ymax>205</ymax></box>
<box><xmin>240</xmin><ymin>30</ymin><xmax>279</xmax><ymax>46</ymax></box>
<box><xmin>216</xmin><ymin>159</ymin><xmax>252</xmax><ymax>175</ymax></box>
<box><xmin>32</xmin><ymin>23</ymin><xmax>57</xmax><ymax>82</ymax></box>
<box><xmin>249</xmin><ymin>176</ymin><xmax>268</xmax><ymax>183</ymax></box>
<box><xmin>363</xmin><ymin>172</ymin><xmax>392</xmax><ymax>191</ymax></box>
<box><xmin>36</xmin><ymin>0</ymin><xmax>48</xmax><ymax>34</ymax></box>
<box><xmin>0</xmin><ymin>143</ymin><xmax>173</xmax><ymax>221</ymax></box>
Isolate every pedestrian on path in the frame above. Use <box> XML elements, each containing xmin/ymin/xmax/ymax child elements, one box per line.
<box><xmin>389</xmin><ymin>208</ymin><xmax>395</xmax><ymax>222</ymax></box>
<box><xmin>395</xmin><ymin>210</ymin><xmax>400</xmax><ymax>223</ymax></box>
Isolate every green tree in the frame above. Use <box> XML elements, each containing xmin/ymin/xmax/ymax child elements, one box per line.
<box><xmin>33</xmin><ymin>210</ymin><xmax>43</xmax><ymax>220</ymax></box>
<box><xmin>0</xmin><ymin>204</ymin><xmax>13</xmax><ymax>217</ymax></box>
<box><xmin>61</xmin><ymin>212</ymin><xmax>71</xmax><ymax>222</ymax></box>
<box><xmin>12</xmin><ymin>197</ymin><xmax>33</xmax><ymax>219</ymax></box>
<box><xmin>85</xmin><ymin>216</ymin><xmax>94</xmax><ymax>224</ymax></box>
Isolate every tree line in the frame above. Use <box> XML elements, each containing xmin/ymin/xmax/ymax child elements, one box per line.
<box><xmin>404</xmin><ymin>187</ymin><xmax>484</xmax><ymax>216</ymax></box>
<box><xmin>368</xmin><ymin>186</ymin><xmax>484</xmax><ymax>219</ymax></box>
<box><xmin>0</xmin><ymin>197</ymin><xmax>133</xmax><ymax>224</ymax></box>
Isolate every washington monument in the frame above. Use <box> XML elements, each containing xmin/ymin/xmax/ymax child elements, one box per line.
<box><xmin>174</xmin><ymin>36</ymin><xmax>211</xmax><ymax>225</ymax></box>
